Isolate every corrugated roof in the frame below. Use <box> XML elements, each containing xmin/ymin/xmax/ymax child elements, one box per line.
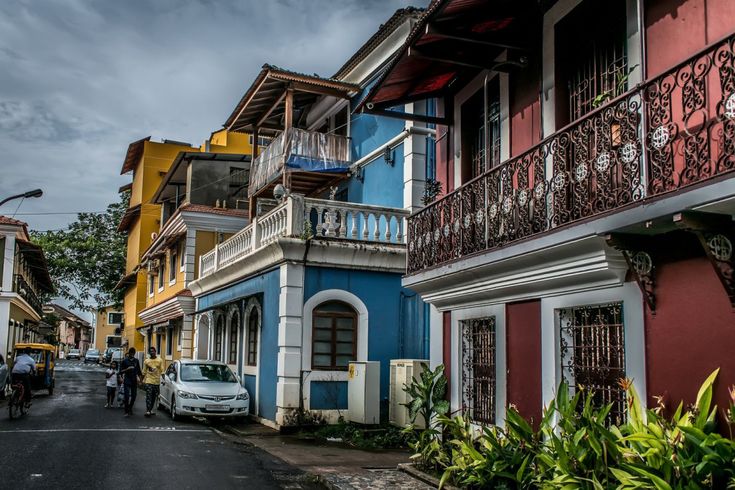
<box><xmin>224</xmin><ymin>65</ymin><xmax>360</xmax><ymax>134</ymax></box>
<box><xmin>332</xmin><ymin>7</ymin><xmax>425</xmax><ymax>80</ymax></box>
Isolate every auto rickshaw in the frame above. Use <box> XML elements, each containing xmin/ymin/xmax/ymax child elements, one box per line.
<box><xmin>13</xmin><ymin>343</ymin><xmax>55</xmax><ymax>396</ymax></box>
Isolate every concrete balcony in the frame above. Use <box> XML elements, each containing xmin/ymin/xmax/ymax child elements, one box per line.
<box><xmin>199</xmin><ymin>195</ymin><xmax>410</xmax><ymax>279</ymax></box>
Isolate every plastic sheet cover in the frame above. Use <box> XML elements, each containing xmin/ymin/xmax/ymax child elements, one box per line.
<box><xmin>249</xmin><ymin>128</ymin><xmax>351</xmax><ymax>196</ymax></box>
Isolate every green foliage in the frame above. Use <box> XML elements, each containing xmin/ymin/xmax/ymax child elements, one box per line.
<box><xmin>31</xmin><ymin>193</ymin><xmax>128</xmax><ymax>311</ymax></box>
<box><xmin>403</xmin><ymin>365</ymin><xmax>735</xmax><ymax>489</ymax></box>
<box><xmin>313</xmin><ymin>420</ymin><xmax>408</xmax><ymax>450</ymax></box>
<box><xmin>422</xmin><ymin>179</ymin><xmax>443</xmax><ymax>205</ymax></box>
<box><xmin>402</xmin><ymin>364</ymin><xmax>450</xmax><ymax>470</ymax></box>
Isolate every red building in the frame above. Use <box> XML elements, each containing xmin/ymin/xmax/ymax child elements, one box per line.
<box><xmin>361</xmin><ymin>0</ymin><xmax>735</xmax><ymax>427</ymax></box>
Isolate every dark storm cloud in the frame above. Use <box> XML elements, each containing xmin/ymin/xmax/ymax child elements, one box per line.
<box><xmin>0</xmin><ymin>0</ymin><xmax>427</xmax><ymax>231</ymax></box>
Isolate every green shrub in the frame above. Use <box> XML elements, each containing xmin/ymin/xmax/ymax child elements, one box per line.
<box><xmin>402</xmin><ymin>365</ymin><xmax>735</xmax><ymax>489</ymax></box>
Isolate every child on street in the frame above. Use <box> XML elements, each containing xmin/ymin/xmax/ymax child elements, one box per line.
<box><xmin>105</xmin><ymin>361</ymin><xmax>118</xmax><ymax>408</ymax></box>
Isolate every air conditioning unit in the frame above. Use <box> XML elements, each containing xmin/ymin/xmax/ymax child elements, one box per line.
<box><xmin>389</xmin><ymin>359</ymin><xmax>429</xmax><ymax>428</ymax></box>
<box><xmin>347</xmin><ymin>361</ymin><xmax>380</xmax><ymax>425</ymax></box>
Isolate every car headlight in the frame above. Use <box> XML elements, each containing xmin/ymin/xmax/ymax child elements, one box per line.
<box><xmin>177</xmin><ymin>390</ymin><xmax>198</xmax><ymax>399</ymax></box>
<box><xmin>236</xmin><ymin>391</ymin><xmax>249</xmax><ymax>401</ymax></box>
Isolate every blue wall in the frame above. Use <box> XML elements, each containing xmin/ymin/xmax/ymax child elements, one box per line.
<box><xmin>197</xmin><ymin>268</ymin><xmax>280</xmax><ymax>421</ymax></box>
<box><xmin>310</xmin><ymin>381</ymin><xmax>348</xmax><ymax>410</ymax></box>
<box><xmin>303</xmin><ymin>267</ymin><xmax>429</xmax><ymax>414</ymax></box>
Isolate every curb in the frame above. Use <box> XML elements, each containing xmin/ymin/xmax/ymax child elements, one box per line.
<box><xmin>397</xmin><ymin>463</ymin><xmax>459</xmax><ymax>490</ymax></box>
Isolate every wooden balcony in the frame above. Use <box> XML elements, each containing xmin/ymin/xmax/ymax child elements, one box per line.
<box><xmin>199</xmin><ymin>195</ymin><xmax>409</xmax><ymax>279</ymax></box>
<box><xmin>248</xmin><ymin>127</ymin><xmax>352</xmax><ymax>200</ymax></box>
<box><xmin>407</xmin><ymin>33</ymin><xmax>735</xmax><ymax>274</ymax></box>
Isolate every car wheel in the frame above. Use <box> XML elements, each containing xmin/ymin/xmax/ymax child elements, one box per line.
<box><xmin>170</xmin><ymin>396</ymin><xmax>177</xmax><ymax>421</ymax></box>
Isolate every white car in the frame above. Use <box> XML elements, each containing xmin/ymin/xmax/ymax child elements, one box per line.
<box><xmin>158</xmin><ymin>359</ymin><xmax>249</xmax><ymax>420</ymax></box>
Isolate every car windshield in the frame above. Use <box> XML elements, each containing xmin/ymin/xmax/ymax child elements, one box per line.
<box><xmin>180</xmin><ymin>364</ymin><xmax>237</xmax><ymax>383</ymax></box>
<box><xmin>25</xmin><ymin>351</ymin><xmax>44</xmax><ymax>362</ymax></box>
<box><xmin>87</xmin><ymin>350</ymin><xmax>99</xmax><ymax>355</ymax></box>
<box><xmin>70</xmin><ymin>349</ymin><xmax>79</xmax><ymax>353</ymax></box>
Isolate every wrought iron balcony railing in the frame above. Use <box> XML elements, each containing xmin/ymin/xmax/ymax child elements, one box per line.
<box><xmin>407</xmin><ymin>33</ymin><xmax>735</xmax><ymax>274</ymax></box>
<box><xmin>199</xmin><ymin>195</ymin><xmax>409</xmax><ymax>278</ymax></box>
<box><xmin>13</xmin><ymin>273</ymin><xmax>44</xmax><ymax>315</ymax></box>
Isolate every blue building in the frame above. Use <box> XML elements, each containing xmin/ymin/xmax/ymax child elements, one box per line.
<box><xmin>189</xmin><ymin>8</ymin><xmax>435</xmax><ymax>428</ymax></box>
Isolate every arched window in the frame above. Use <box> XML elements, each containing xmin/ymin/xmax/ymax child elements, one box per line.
<box><xmin>312</xmin><ymin>301</ymin><xmax>357</xmax><ymax>370</ymax></box>
<box><xmin>229</xmin><ymin>310</ymin><xmax>239</xmax><ymax>365</ymax></box>
<box><xmin>214</xmin><ymin>315</ymin><xmax>224</xmax><ymax>362</ymax></box>
<box><xmin>247</xmin><ymin>307</ymin><xmax>259</xmax><ymax>366</ymax></box>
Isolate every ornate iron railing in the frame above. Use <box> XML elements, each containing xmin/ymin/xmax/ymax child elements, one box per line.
<box><xmin>13</xmin><ymin>273</ymin><xmax>43</xmax><ymax>315</ymax></box>
<box><xmin>407</xmin><ymin>33</ymin><xmax>735</xmax><ymax>274</ymax></box>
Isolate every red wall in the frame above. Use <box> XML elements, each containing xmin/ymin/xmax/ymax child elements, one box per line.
<box><xmin>646</xmin><ymin>0</ymin><xmax>735</xmax><ymax>77</ymax></box>
<box><xmin>509</xmin><ymin>50</ymin><xmax>542</xmax><ymax>158</ymax></box>
<box><xmin>506</xmin><ymin>300</ymin><xmax>543</xmax><ymax>427</ymax></box>
<box><xmin>645</xmin><ymin>254</ymin><xmax>735</xmax><ymax>422</ymax></box>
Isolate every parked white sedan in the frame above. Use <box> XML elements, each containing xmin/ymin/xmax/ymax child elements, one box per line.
<box><xmin>158</xmin><ymin>359</ymin><xmax>249</xmax><ymax>420</ymax></box>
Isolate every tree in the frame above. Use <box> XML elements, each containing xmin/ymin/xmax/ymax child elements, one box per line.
<box><xmin>32</xmin><ymin>192</ymin><xmax>129</xmax><ymax>311</ymax></box>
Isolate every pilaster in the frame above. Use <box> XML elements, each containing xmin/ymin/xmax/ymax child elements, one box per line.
<box><xmin>275</xmin><ymin>262</ymin><xmax>304</xmax><ymax>425</ymax></box>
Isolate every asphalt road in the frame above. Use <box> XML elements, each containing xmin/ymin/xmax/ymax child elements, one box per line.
<box><xmin>0</xmin><ymin>359</ymin><xmax>320</xmax><ymax>489</ymax></box>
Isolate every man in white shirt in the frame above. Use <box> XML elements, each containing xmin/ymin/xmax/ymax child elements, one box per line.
<box><xmin>11</xmin><ymin>349</ymin><xmax>36</xmax><ymax>405</ymax></box>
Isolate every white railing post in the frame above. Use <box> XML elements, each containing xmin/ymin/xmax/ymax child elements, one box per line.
<box><xmin>251</xmin><ymin>217</ymin><xmax>260</xmax><ymax>252</ymax></box>
<box><xmin>213</xmin><ymin>244</ymin><xmax>219</xmax><ymax>270</ymax></box>
<box><xmin>286</xmin><ymin>194</ymin><xmax>305</xmax><ymax>237</ymax></box>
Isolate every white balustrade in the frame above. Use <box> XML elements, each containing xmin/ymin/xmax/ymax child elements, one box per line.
<box><xmin>303</xmin><ymin>198</ymin><xmax>409</xmax><ymax>244</ymax></box>
<box><xmin>197</xmin><ymin>196</ymin><xmax>409</xmax><ymax>279</ymax></box>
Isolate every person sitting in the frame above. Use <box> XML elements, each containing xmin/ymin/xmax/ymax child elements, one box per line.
<box><xmin>11</xmin><ymin>348</ymin><xmax>36</xmax><ymax>406</ymax></box>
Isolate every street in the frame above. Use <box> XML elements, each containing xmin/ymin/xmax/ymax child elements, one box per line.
<box><xmin>0</xmin><ymin>359</ymin><xmax>321</xmax><ymax>489</ymax></box>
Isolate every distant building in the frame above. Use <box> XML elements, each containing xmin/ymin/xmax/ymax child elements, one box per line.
<box><xmin>45</xmin><ymin>303</ymin><xmax>91</xmax><ymax>355</ymax></box>
<box><xmin>0</xmin><ymin>216</ymin><xmax>54</xmax><ymax>356</ymax></box>
<box><xmin>94</xmin><ymin>306</ymin><xmax>124</xmax><ymax>352</ymax></box>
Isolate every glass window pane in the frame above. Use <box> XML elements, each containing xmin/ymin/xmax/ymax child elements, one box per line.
<box><xmin>313</xmin><ymin>341</ymin><xmax>332</xmax><ymax>354</ymax></box>
<box><xmin>335</xmin><ymin>355</ymin><xmax>352</xmax><ymax>367</ymax></box>
<box><xmin>315</xmin><ymin>316</ymin><xmax>332</xmax><ymax>329</ymax></box>
<box><xmin>335</xmin><ymin>318</ymin><xmax>355</xmax><ymax>330</ymax></box>
<box><xmin>335</xmin><ymin>342</ymin><xmax>353</xmax><ymax>354</ymax></box>
<box><xmin>313</xmin><ymin>354</ymin><xmax>332</xmax><ymax>367</ymax></box>
<box><xmin>335</xmin><ymin>330</ymin><xmax>354</xmax><ymax>342</ymax></box>
<box><xmin>314</xmin><ymin>329</ymin><xmax>332</xmax><ymax>341</ymax></box>
<box><xmin>315</xmin><ymin>301</ymin><xmax>355</xmax><ymax>314</ymax></box>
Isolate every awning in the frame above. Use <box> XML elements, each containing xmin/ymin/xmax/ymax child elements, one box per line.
<box><xmin>358</xmin><ymin>0</ymin><xmax>536</xmax><ymax>111</ymax></box>
<box><xmin>225</xmin><ymin>64</ymin><xmax>360</xmax><ymax>135</ymax></box>
<box><xmin>117</xmin><ymin>204</ymin><xmax>141</xmax><ymax>233</ymax></box>
<box><xmin>16</xmin><ymin>239</ymin><xmax>54</xmax><ymax>293</ymax></box>
<box><xmin>120</xmin><ymin>136</ymin><xmax>151</xmax><ymax>174</ymax></box>
<box><xmin>138</xmin><ymin>290</ymin><xmax>194</xmax><ymax>326</ymax></box>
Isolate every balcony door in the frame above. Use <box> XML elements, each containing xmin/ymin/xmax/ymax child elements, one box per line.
<box><xmin>460</xmin><ymin>79</ymin><xmax>501</xmax><ymax>182</ymax></box>
<box><xmin>555</xmin><ymin>0</ymin><xmax>628</xmax><ymax>128</ymax></box>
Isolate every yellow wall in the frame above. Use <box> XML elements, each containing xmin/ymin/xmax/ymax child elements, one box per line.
<box><xmin>94</xmin><ymin>309</ymin><xmax>123</xmax><ymax>352</ymax></box>
<box><xmin>203</xmin><ymin>130</ymin><xmax>256</xmax><ymax>155</ymax></box>
<box><xmin>121</xmin><ymin>140</ymin><xmax>196</xmax><ymax>352</ymax></box>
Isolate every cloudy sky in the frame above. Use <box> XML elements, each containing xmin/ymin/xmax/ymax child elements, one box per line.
<box><xmin>0</xmin><ymin>0</ymin><xmax>427</xmax><ymax>232</ymax></box>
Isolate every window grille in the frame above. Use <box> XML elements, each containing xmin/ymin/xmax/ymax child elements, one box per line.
<box><xmin>461</xmin><ymin>316</ymin><xmax>496</xmax><ymax>424</ymax></box>
<box><xmin>559</xmin><ymin>302</ymin><xmax>626</xmax><ymax>425</ymax></box>
<box><xmin>247</xmin><ymin>307</ymin><xmax>259</xmax><ymax>366</ymax></box>
<box><xmin>229</xmin><ymin>311</ymin><xmax>239</xmax><ymax>365</ymax></box>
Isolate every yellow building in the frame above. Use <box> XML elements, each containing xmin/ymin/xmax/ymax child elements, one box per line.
<box><xmin>118</xmin><ymin>130</ymin><xmax>255</xmax><ymax>362</ymax></box>
<box><xmin>0</xmin><ymin>216</ymin><xmax>54</xmax><ymax>357</ymax></box>
<box><xmin>94</xmin><ymin>307</ymin><xmax>124</xmax><ymax>353</ymax></box>
<box><xmin>115</xmin><ymin>137</ymin><xmax>200</xmax><ymax>351</ymax></box>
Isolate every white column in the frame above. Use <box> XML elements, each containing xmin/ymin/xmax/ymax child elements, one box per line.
<box><xmin>403</xmin><ymin>101</ymin><xmax>428</xmax><ymax>214</ymax></box>
<box><xmin>1</xmin><ymin>234</ymin><xmax>16</xmax><ymax>293</ymax></box>
<box><xmin>275</xmin><ymin>263</ymin><xmax>304</xmax><ymax>426</ymax></box>
<box><xmin>429</xmin><ymin>304</ymin><xmax>443</xmax><ymax>370</ymax></box>
<box><xmin>0</xmin><ymin>300</ymin><xmax>10</xmax><ymax>360</ymax></box>
<box><xmin>184</xmin><ymin>229</ymin><xmax>197</xmax><ymax>283</ymax></box>
<box><xmin>181</xmin><ymin>314</ymin><xmax>193</xmax><ymax>359</ymax></box>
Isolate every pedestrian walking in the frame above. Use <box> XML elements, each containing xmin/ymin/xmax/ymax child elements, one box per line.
<box><xmin>120</xmin><ymin>347</ymin><xmax>142</xmax><ymax>417</ymax></box>
<box><xmin>104</xmin><ymin>361</ymin><xmax>118</xmax><ymax>408</ymax></box>
<box><xmin>143</xmin><ymin>347</ymin><xmax>164</xmax><ymax>417</ymax></box>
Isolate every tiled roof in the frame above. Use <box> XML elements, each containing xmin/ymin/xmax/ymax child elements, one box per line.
<box><xmin>120</xmin><ymin>136</ymin><xmax>151</xmax><ymax>175</ymax></box>
<box><xmin>0</xmin><ymin>215</ymin><xmax>28</xmax><ymax>227</ymax></box>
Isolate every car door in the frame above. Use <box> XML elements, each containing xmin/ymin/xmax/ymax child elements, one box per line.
<box><xmin>160</xmin><ymin>361</ymin><xmax>177</xmax><ymax>407</ymax></box>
